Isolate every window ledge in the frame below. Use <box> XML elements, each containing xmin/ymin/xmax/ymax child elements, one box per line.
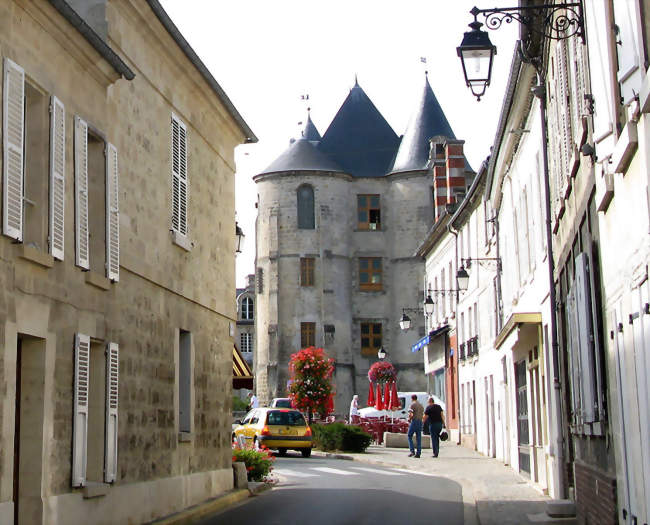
<box><xmin>83</xmin><ymin>482</ymin><xmax>110</xmax><ymax>499</ymax></box>
<box><xmin>19</xmin><ymin>245</ymin><xmax>54</xmax><ymax>268</ymax></box>
<box><xmin>611</xmin><ymin>120</ymin><xmax>638</xmax><ymax>174</ymax></box>
<box><xmin>171</xmin><ymin>230</ymin><xmax>193</xmax><ymax>252</ymax></box>
<box><xmin>85</xmin><ymin>271</ymin><xmax>111</xmax><ymax>290</ymax></box>
<box><xmin>178</xmin><ymin>432</ymin><xmax>194</xmax><ymax>443</ymax></box>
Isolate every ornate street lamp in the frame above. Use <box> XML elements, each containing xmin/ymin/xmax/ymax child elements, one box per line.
<box><xmin>457</xmin><ymin>15</ymin><xmax>496</xmax><ymax>101</ymax></box>
<box><xmin>377</xmin><ymin>347</ymin><xmax>388</xmax><ymax>360</ymax></box>
<box><xmin>424</xmin><ymin>295</ymin><xmax>435</xmax><ymax>316</ymax></box>
<box><xmin>235</xmin><ymin>222</ymin><xmax>245</xmax><ymax>254</ymax></box>
<box><xmin>399</xmin><ymin>312</ymin><xmax>412</xmax><ymax>331</ymax></box>
<box><xmin>456</xmin><ymin>266</ymin><xmax>470</xmax><ymax>291</ymax></box>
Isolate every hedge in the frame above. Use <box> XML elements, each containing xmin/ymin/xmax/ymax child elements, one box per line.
<box><xmin>312</xmin><ymin>423</ymin><xmax>372</xmax><ymax>453</ymax></box>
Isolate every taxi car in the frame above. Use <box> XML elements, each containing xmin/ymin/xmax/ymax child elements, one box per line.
<box><xmin>233</xmin><ymin>407</ymin><xmax>313</xmax><ymax>457</ymax></box>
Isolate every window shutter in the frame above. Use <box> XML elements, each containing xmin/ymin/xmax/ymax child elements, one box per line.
<box><xmin>49</xmin><ymin>96</ymin><xmax>65</xmax><ymax>260</ymax></box>
<box><xmin>105</xmin><ymin>143</ymin><xmax>119</xmax><ymax>281</ymax></box>
<box><xmin>171</xmin><ymin>115</ymin><xmax>188</xmax><ymax>236</ymax></box>
<box><xmin>73</xmin><ymin>333</ymin><xmax>90</xmax><ymax>487</ymax></box>
<box><xmin>74</xmin><ymin>117</ymin><xmax>90</xmax><ymax>270</ymax></box>
<box><xmin>565</xmin><ymin>287</ymin><xmax>582</xmax><ymax>424</ymax></box>
<box><xmin>584</xmin><ymin>0</ymin><xmax>616</xmax><ymax>149</ymax></box>
<box><xmin>2</xmin><ymin>58</ymin><xmax>25</xmax><ymax>241</ymax></box>
<box><xmin>104</xmin><ymin>342</ymin><xmax>119</xmax><ymax>483</ymax></box>
<box><xmin>557</xmin><ymin>41</ymin><xmax>572</xmax><ymax>184</ymax></box>
<box><xmin>612</xmin><ymin>0</ymin><xmax>644</xmax><ymax>105</ymax></box>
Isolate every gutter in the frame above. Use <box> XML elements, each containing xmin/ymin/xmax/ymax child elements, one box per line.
<box><xmin>48</xmin><ymin>0</ymin><xmax>135</xmax><ymax>80</ymax></box>
<box><xmin>146</xmin><ymin>0</ymin><xmax>257</xmax><ymax>143</ymax></box>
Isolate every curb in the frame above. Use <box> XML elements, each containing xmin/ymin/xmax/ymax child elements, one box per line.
<box><xmin>148</xmin><ymin>484</ymin><xmax>272</xmax><ymax>525</ymax></box>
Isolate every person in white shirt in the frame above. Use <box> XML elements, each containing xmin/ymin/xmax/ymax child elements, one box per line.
<box><xmin>349</xmin><ymin>394</ymin><xmax>359</xmax><ymax>423</ymax></box>
<box><xmin>247</xmin><ymin>391</ymin><xmax>259</xmax><ymax>410</ymax></box>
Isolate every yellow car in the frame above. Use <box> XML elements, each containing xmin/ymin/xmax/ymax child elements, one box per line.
<box><xmin>233</xmin><ymin>408</ymin><xmax>313</xmax><ymax>457</ymax></box>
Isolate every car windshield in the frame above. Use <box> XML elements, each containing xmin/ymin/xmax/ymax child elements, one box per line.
<box><xmin>274</xmin><ymin>399</ymin><xmax>292</xmax><ymax>408</ymax></box>
<box><xmin>266</xmin><ymin>410</ymin><xmax>305</xmax><ymax>426</ymax></box>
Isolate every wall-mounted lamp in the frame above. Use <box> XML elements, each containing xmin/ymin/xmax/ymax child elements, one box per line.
<box><xmin>377</xmin><ymin>347</ymin><xmax>388</xmax><ymax>360</ymax></box>
<box><xmin>456</xmin><ymin>257</ymin><xmax>502</xmax><ymax>292</ymax></box>
<box><xmin>235</xmin><ymin>222</ymin><xmax>245</xmax><ymax>254</ymax></box>
<box><xmin>399</xmin><ymin>307</ymin><xmax>425</xmax><ymax>331</ymax></box>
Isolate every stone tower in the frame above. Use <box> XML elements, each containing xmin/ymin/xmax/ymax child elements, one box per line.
<box><xmin>254</xmin><ymin>77</ymin><xmax>472</xmax><ymax>411</ymax></box>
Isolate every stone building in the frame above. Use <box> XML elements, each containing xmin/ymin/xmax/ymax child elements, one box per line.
<box><xmin>253</xmin><ymin>77</ymin><xmax>473</xmax><ymax>411</ymax></box>
<box><xmin>0</xmin><ymin>1</ymin><xmax>254</xmax><ymax>524</ymax></box>
<box><xmin>236</xmin><ymin>274</ymin><xmax>256</xmax><ymax>367</ymax></box>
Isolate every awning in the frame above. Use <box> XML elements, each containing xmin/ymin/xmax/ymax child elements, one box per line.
<box><xmin>412</xmin><ymin>324</ymin><xmax>450</xmax><ymax>352</ymax></box>
<box><xmin>233</xmin><ymin>345</ymin><xmax>253</xmax><ymax>389</ymax></box>
<box><xmin>495</xmin><ymin>312</ymin><xmax>542</xmax><ymax>350</ymax></box>
<box><xmin>424</xmin><ymin>325</ymin><xmax>450</xmax><ymax>374</ymax></box>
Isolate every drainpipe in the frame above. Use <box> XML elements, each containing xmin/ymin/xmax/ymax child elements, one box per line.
<box><xmin>532</xmin><ymin>76</ymin><xmax>566</xmax><ymax>499</ymax></box>
<box><xmin>447</xmin><ymin>221</ymin><xmax>462</xmax><ymax>446</ymax></box>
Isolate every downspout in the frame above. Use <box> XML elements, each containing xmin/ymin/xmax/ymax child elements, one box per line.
<box><xmin>532</xmin><ymin>76</ymin><xmax>566</xmax><ymax>499</ymax></box>
<box><xmin>447</xmin><ymin>222</ymin><xmax>461</xmax><ymax>445</ymax></box>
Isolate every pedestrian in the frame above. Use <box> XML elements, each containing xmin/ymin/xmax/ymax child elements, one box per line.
<box><xmin>407</xmin><ymin>394</ymin><xmax>424</xmax><ymax>458</ymax></box>
<box><xmin>349</xmin><ymin>394</ymin><xmax>360</xmax><ymax>424</ymax></box>
<box><xmin>423</xmin><ymin>397</ymin><xmax>445</xmax><ymax>457</ymax></box>
<box><xmin>246</xmin><ymin>391</ymin><xmax>259</xmax><ymax>411</ymax></box>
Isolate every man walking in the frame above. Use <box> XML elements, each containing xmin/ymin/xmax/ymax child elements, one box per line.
<box><xmin>407</xmin><ymin>394</ymin><xmax>424</xmax><ymax>458</ymax></box>
<box><xmin>423</xmin><ymin>397</ymin><xmax>445</xmax><ymax>457</ymax></box>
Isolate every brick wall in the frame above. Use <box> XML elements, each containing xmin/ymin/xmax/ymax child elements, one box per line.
<box><xmin>574</xmin><ymin>462</ymin><xmax>617</xmax><ymax>525</ymax></box>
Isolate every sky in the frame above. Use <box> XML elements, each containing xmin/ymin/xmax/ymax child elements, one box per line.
<box><xmin>158</xmin><ymin>1</ymin><xmax>519</xmax><ymax>287</ymax></box>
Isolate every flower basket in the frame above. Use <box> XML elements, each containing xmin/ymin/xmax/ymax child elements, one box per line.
<box><xmin>368</xmin><ymin>361</ymin><xmax>397</xmax><ymax>383</ymax></box>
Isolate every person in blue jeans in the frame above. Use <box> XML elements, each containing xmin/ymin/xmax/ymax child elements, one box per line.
<box><xmin>407</xmin><ymin>394</ymin><xmax>424</xmax><ymax>458</ymax></box>
<box><xmin>423</xmin><ymin>397</ymin><xmax>445</xmax><ymax>457</ymax></box>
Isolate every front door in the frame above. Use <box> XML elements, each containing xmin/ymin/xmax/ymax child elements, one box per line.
<box><xmin>515</xmin><ymin>359</ymin><xmax>530</xmax><ymax>476</ymax></box>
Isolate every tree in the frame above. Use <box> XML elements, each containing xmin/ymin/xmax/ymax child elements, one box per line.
<box><xmin>288</xmin><ymin>347</ymin><xmax>335</xmax><ymax>423</ymax></box>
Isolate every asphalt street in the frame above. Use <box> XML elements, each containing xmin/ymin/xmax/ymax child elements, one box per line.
<box><xmin>200</xmin><ymin>453</ymin><xmax>464</xmax><ymax>525</ymax></box>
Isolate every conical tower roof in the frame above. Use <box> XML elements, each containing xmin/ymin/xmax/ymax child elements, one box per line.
<box><xmin>258</xmin><ymin>137</ymin><xmax>345</xmax><ymax>176</ymax></box>
<box><xmin>301</xmin><ymin>112</ymin><xmax>321</xmax><ymax>142</ymax></box>
<box><xmin>390</xmin><ymin>75</ymin><xmax>455</xmax><ymax>174</ymax></box>
<box><xmin>319</xmin><ymin>81</ymin><xmax>400</xmax><ymax>178</ymax></box>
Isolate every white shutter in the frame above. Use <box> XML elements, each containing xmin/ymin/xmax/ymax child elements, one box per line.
<box><xmin>612</xmin><ymin>0</ymin><xmax>644</xmax><ymax>105</ymax></box>
<box><xmin>74</xmin><ymin>117</ymin><xmax>90</xmax><ymax>270</ymax></box>
<box><xmin>171</xmin><ymin>114</ymin><xmax>188</xmax><ymax>236</ymax></box>
<box><xmin>584</xmin><ymin>0</ymin><xmax>617</xmax><ymax>152</ymax></box>
<box><xmin>73</xmin><ymin>333</ymin><xmax>90</xmax><ymax>487</ymax></box>
<box><xmin>105</xmin><ymin>143</ymin><xmax>119</xmax><ymax>281</ymax></box>
<box><xmin>566</xmin><ymin>286</ymin><xmax>582</xmax><ymax>424</ymax></box>
<box><xmin>49</xmin><ymin>96</ymin><xmax>65</xmax><ymax>260</ymax></box>
<box><xmin>557</xmin><ymin>40</ymin><xmax>572</xmax><ymax>184</ymax></box>
<box><xmin>2</xmin><ymin>58</ymin><xmax>24</xmax><ymax>241</ymax></box>
<box><xmin>104</xmin><ymin>342</ymin><xmax>119</xmax><ymax>483</ymax></box>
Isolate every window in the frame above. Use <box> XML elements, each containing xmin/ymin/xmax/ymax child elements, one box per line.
<box><xmin>178</xmin><ymin>330</ymin><xmax>192</xmax><ymax>433</ymax></box>
<box><xmin>171</xmin><ymin>113</ymin><xmax>188</xmax><ymax>237</ymax></box>
<box><xmin>297</xmin><ymin>184</ymin><xmax>315</xmax><ymax>229</ymax></box>
<box><xmin>72</xmin><ymin>335</ymin><xmax>118</xmax><ymax>486</ymax></box>
<box><xmin>240</xmin><ymin>333</ymin><xmax>253</xmax><ymax>353</ymax></box>
<box><xmin>357</xmin><ymin>194</ymin><xmax>381</xmax><ymax>230</ymax></box>
<box><xmin>359</xmin><ymin>257</ymin><xmax>382</xmax><ymax>291</ymax></box>
<box><xmin>241</xmin><ymin>297</ymin><xmax>254</xmax><ymax>320</ymax></box>
<box><xmin>360</xmin><ymin>322</ymin><xmax>382</xmax><ymax>356</ymax></box>
<box><xmin>74</xmin><ymin>116</ymin><xmax>119</xmax><ymax>280</ymax></box>
<box><xmin>2</xmin><ymin>59</ymin><xmax>66</xmax><ymax>259</ymax></box>
<box><xmin>440</xmin><ymin>269</ymin><xmax>446</xmax><ymax>317</ymax></box>
<box><xmin>300</xmin><ymin>257</ymin><xmax>315</xmax><ymax>286</ymax></box>
<box><xmin>300</xmin><ymin>322</ymin><xmax>315</xmax><ymax>348</ymax></box>
<box><xmin>266</xmin><ymin>410</ymin><xmax>306</xmax><ymax>426</ymax></box>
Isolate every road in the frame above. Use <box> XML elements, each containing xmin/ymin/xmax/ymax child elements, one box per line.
<box><xmin>200</xmin><ymin>453</ymin><xmax>465</xmax><ymax>525</ymax></box>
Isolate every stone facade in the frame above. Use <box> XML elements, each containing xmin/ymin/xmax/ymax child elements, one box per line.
<box><xmin>236</xmin><ymin>274</ymin><xmax>255</xmax><ymax>366</ymax></box>
<box><xmin>0</xmin><ymin>1</ymin><xmax>253</xmax><ymax>524</ymax></box>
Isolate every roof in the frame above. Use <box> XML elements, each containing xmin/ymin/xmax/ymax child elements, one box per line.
<box><xmin>390</xmin><ymin>76</ymin><xmax>455</xmax><ymax>174</ymax></box>
<box><xmin>258</xmin><ymin>138</ymin><xmax>346</xmax><ymax>176</ymax></box>
<box><xmin>301</xmin><ymin>113</ymin><xmax>321</xmax><ymax>142</ymax></box>
<box><xmin>319</xmin><ymin>81</ymin><xmax>400</xmax><ymax>177</ymax></box>
<box><xmin>145</xmin><ymin>1</ymin><xmax>257</xmax><ymax>142</ymax></box>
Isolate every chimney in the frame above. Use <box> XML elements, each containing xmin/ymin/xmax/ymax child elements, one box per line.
<box><xmin>445</xmin><ymin>139</ymin><xmax>466</xmax><ymax>206</ymax></box>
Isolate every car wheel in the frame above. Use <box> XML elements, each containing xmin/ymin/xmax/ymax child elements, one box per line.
<box><xmin>300</xmin><ymin>448</ymin><xmax>312</xmax><ymax>458</ymax></box>
<box><xmin>278</xmin><ymin>448</ymin><xmax>287</xmax><ymax>457</ymax></box>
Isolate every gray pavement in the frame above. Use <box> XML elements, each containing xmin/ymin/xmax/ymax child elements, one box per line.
<box><xmin>313</xmin><ymin>440</ymin><xmax>550</xmax><ymax>525</ymax></box>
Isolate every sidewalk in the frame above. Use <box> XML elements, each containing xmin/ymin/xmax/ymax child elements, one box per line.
<box><xmin>313</xmin><ymin>441</ymin><xmax>549</xmax><ymax>525</ymax></box>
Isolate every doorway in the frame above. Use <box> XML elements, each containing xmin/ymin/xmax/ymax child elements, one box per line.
<box><xmin>14</xmin><ymin>335</ymin><xmax>46</xmax><ymax>524</ymax></box>
<box><xmin>515</xmin><ymin>359</ymin><xmax>531</xmax><ymax>476</ymax></box>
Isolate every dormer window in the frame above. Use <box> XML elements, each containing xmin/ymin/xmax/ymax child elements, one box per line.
<box><xmin>358</xmin><ymin>195</ymin><xmax>381</xmax><ymax>230</ymax></box>
<box><xmin>241</xmin><ymin>297</ymin><xmax>254</xmax><ymax>320</ymax></box>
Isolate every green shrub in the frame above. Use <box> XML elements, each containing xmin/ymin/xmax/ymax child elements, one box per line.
<box><xmin>232</xmin><ymin>446</ymin><xmax>275</xmax><ymax>482</ymax></box>
<box><xmin>312</xmin><ymin>423</ymin><xmax>372</xmax><ymax>453</ymax></box>
<box><xmin>232</xmin><ymin>396</ymin><xmax>249</xmax><ymax>412</ymax></box>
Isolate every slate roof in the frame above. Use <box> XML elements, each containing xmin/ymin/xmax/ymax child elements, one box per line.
<box><xmin>390</xmin><ymin>75</ymin><xmax>455</xmax><ymax>174</ymax></box>
<box><xmin>319</xmin><ymin>81</ymin><xmax>400</xmax><ymax>178</ymax></box>
<box><xmin>301</xmin><ymin>113</ymin><xmax>321</xmax><ymax>142</ymax></box>
<box><xmin>259</xmin><ymin>138</ymin><xmax>345</xmax><ymax>175</ymax></box>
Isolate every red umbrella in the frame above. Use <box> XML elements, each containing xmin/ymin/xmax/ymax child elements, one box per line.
<box><xmin>384</xmin><ymin>382</ymin><xmax>391</xmax><ymax>409</ymax></box>
<box><xmin>375</xmin><ymin>383</ymin><xmax>384</xmax><ymax>410</ymax></box>
<box><xmin>367</xmin><ymin>382</ymin><xmax>375</xmax><ymax>406</ymax></box>
<box><xmin>326</xmin><ymin>393</ymin><xmax>334</xmax><ymax>414</ymax></box>
<box><xmin>390</xmin><ymin>381</ymin><xmax>400</xmax><ymax>409</ymax></box>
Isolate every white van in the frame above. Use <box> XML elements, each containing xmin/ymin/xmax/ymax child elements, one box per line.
<box><xmin>357</xmin><ymin>391</ymin><xmax>445</xmax><ymax>420</ymax></box>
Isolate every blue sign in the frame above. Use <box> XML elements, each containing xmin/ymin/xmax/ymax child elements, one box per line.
<box><xmin>411</xmin><ymin>334</ymin><xmax>430</xmax><ymax>353</ymax></box>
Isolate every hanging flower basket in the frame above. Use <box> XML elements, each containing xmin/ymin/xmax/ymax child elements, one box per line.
<box><xmin>368</xmin><ymin>361</ymin><xmax>397</xmax><ymax>383</ymax></box>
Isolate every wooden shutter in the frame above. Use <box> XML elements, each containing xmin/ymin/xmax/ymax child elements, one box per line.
<box><xmin>2</xmin><ymin>58</ymin><xmax>25</xmax><ymax>241</ymax></box>
<box><xmin>105</xmin><ymin>143</ymin><xmax>119</xmax><ymax>281</ymax></box>
<box><xmin>49</xmin><ymin>96</ymin><xmax>65</xmax><ymax>260</ymax></box>
<box><xmin>557</xmin><ymin>40</ymin><xmax>572</xmax><ymax>185</ymax></box>
<box><xmin>104</xmin><ymin>342</ymin><xmax>119</xmax><ymax>483</ymax></box>
<box><xmin>73</xmin><ymin>333</ymin><xmax>90</xmax><ymax>487</ymax></box>
<box><xmin>74</xmin><ymin>117</ymin><xmax>90</xmax><ymax>270</ymax></box>
<box><xmin>584</xmin><ymin>0</ymin><xmax>617</xmax><ymax>151</ymax></box>
<box><xmin>565</xmin><ymin>287</ymin><xmax>582</xmax><ymax>424</ymax></box>
<box><xmin>171</xmin><ymin>114</ymin><xmax>188</xmax><ymax>236</ymax></box>
<box><xmin>612</xmin><ymin>0</ymin><xmax>644</xmax><ymax>105</ymax></box>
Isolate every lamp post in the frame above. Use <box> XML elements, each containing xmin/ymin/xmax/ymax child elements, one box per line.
<box><xmin>235</xmin><ymin>222</ymin><xmax>245</xmax><ymax>254</ymax></box>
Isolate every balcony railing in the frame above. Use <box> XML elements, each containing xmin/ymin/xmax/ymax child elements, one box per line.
<box><xmin>467</xmin><ymin>336</ymin><xmax>479</xmax><ymax>357</ymax></box>
<box><xmin>459</xmin><ymin>342</ymin><xmax>466</xmax><ymax>361</ymax></box>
